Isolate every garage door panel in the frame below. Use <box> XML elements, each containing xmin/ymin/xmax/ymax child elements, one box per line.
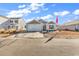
<box><xmin>27</xmin><ymin>24</ymin><xmax>42</xmax><ymax>31</ymax></box>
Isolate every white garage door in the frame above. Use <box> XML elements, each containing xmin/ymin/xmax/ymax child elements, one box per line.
<box><xmin>27</xmin><ymin>24</ymin><xmax>43</xmax><ymax>31</ymax></box>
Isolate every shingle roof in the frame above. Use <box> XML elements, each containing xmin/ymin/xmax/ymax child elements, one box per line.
<box><xmin>48</xmin><ymin>21</ymin><xmax>55</xmax><ymax>24</ymax></box>
<box><xmin>0</xmin><ymin>15</ymin><xmax>9</xmax><ymax>19</ymax></box>
<box><xmin>38</xmin><ymin>19</ymin><xmax>47</xmax><ymax>24</ymax></box>
<box><xmin>63</xmin><ymin>20</ymin><xmax>79</xmax><ymax>26</ymax></box>
<box><xmin>9</xmin><ymin>17</ymin><xmax>22</xmax><ymax>19</ymax></box>
<box><xmin>27</xmin><ymin>20</ymin><xmax>41</xmax><ymax>24</ymax></box>
<box><xmin>0</xmin><ymin>15</ymin><xmax>9</xmax><ymax>24</ymax></box>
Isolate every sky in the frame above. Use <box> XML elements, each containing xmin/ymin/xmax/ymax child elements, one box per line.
<box><xmin>0</xmin><ymin>3</ymin><xmax>79</xmax><ymax>24</ymax></box>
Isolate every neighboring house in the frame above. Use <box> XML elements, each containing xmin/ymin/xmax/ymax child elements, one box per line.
<box><xmin>46</xmin><ymin>21</ymin><xmax>56</xmax><ymax>32</ymax></box>
<box><xmin>0</xmin><ymin>15</ymin><xmax>26</xmax><ymax>31</ymax></box>
<box><xmin>26</xmin><ymin>19</ymin><xmax>56</xmax><ymax>32</ymax></box>
<box><xmin>9</xmin><ymin>18</ymin><xmax>26</xmax><ymax>31</ymax></box>
<box><xmin>61</xmin><ymin>20</ymin><xmax>79</xmax><ymax>31</ymax></box>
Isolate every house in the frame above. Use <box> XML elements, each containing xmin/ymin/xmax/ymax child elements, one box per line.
<box><xmin>26</xmin><ymin>19</ymin><xmax>56</xmax><ymax>32</ymax></box>
<box><xmin>61</xmin><ymin>20</ymin><xmax>79</xmax><ymax>31</ymax></box>
<box><xmin>46</xmin><ymin>21</ymin><xmax>56</xmax><ymax>32</ymax></box>
<box><xmin>0</xmin><ymin>15</ymin><xmax>26</xmax><ymax>31</ymax></box>
<box><xmin>26</xmin><ymin>20</ymin><xmax>43</xmax><ymax>32</ymax></box>
<box><xmin>9</xmin><ymin>17</ymin><xmax>26</xmax><ymax>31</ymax></box>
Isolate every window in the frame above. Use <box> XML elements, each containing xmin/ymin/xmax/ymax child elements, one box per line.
<box><xmin>8</xmin><ymin>26</ymin><xmax>10</xmax><ymax>29</ymax></box>
<box><xmin>8</xmin><ymin>25</ymin><xmax>15</xmax><ymax>29</ymax></box>
<box><xmin>25</xmin><ymin>26</ymin><xmax>26</xmax><ymax>28</ymax></box>
<box><xmin>10</xmin><ymin>20</ymin><xmax>13</xmax><ymax>23</ymax></box>
<box><xmin>15</xmin><ymin>20</ymin><xmax>18</xmax><ymax>23</ymax></box>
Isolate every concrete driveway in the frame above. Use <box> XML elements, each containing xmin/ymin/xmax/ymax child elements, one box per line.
<box><xmin>0</xmin><ymin>38</ymin><xmax>79</xmax><ymax>56</ymax></box>
<box><xmin>0</xmin><ymin>32</ymin><xmax>79</xmax><ymax>56</ymax></box>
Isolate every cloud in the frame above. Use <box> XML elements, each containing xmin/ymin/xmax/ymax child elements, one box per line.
<box><xmin>27</xmin><ymin>3</ymin><xmax>45</xmax><ymax>13</ymax></box>
<box><xmin>29</xmin><ymin>3</ymin><xmax>45</xmax><ymax>11</ymax></box>
<box><xmin>74</xmin><ymin>16</ymin><xmax>79</xmax><ymax>19</ymax></box>
<box><xmin>43</xmin><ymin>8</ymin><xmax>48</xmax><ymax>11</ymax></box>
<box><xmin>54</xmin><ymin>11</ymin><xmax>70</xmax><ymax>16</ymax></box>
<box><xmin>35</xmin><ymin>10</ymin><xmax>40</xmax><ymax>13</ymax></box>
<box><xmin>26</xmin><ymin>14</ymin><xmax>53</xmax><ymax>22</ymax></box>
<box><xmin>7</xmin><ymin>9</ymin><xmax>31</xmax><ymax>17</ymax></box>
<box><xmin>67</xmin><ymin>19</ymin><xmax>72</xmax><ymax>22</ymax></box>
<box><xmin>37</xmin><ymin>14</ymin><xmax>53</xmax><ymax>19</ymax></box>
<box><xmin>73</xmin><ymin>9</ymin><xmax>79</xmax><ymax>15</ymax></box>
<box><xmin>7</xmin><ymin>3</ymin><xmax>45</xmax><ymax>17</ymax></box>
<box><xmin>18</xmin><ymin>4</ymin><xmax>26</xmax><ymax>8</ymax></box>
<box><xmin>26</xmin><ymin>18</ymin><xmax>34</xmax><ymax>22</ymax></box>
<box><xmin>52</xmin><ymin>4</ymin><xmax>56</xmax><ymax>7</ymax></box>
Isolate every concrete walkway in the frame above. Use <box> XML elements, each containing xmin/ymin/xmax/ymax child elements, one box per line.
<box><xmin>7</xmin><ymin>32</ymin><xmax>44</xmax><ymax>39</ymax></box>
